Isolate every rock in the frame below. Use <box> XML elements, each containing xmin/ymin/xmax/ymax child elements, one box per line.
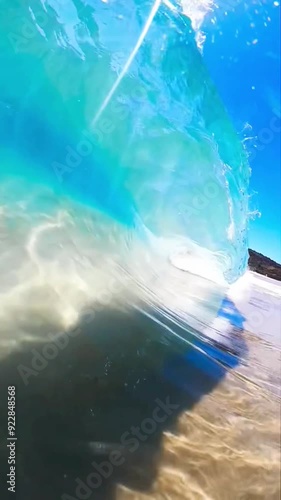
<box><xmin>248</xmin><ymin>249</ymin><xmax>281</xmax><ymax>281</ymax></box>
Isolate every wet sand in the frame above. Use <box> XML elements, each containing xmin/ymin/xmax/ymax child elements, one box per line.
<box><xmin>118</xmin><ymin>369</ymin><xmax>280</xmax><ymax>500</ymax></box>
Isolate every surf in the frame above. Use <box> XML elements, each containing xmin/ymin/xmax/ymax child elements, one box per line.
<box><xmin>0</xmin><ymin>0</ymin><xmax>250</xmax><ymax>354</ymax></box>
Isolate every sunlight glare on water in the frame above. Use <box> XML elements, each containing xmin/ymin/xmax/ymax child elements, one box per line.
<box><xmin>0</xmin><ymin>1</ymin><xmax>280</xmax><ymax>499</ymax></box>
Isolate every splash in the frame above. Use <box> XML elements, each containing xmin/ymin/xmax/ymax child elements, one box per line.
<box><xmin>0</xmin><ymin>0</ymin><xmax>250</xmax><ymax>353</ymax></box>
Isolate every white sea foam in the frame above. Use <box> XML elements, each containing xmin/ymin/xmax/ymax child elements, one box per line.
<box><xmin>181</xmin><ymin>0</ymin><xmax>213</xmax><ymax>30</ymax></box>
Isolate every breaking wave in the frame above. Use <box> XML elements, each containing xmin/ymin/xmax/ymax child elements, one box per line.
<box><xmin>0</xmin><ymin>0</ymin><xmax>250</xmax><ymax>353</ymax></box>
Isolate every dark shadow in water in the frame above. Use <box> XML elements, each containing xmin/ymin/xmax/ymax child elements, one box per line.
<box><xmin>0</xmin><ymin>299</ymin><xmax>247</xmax><ymax>500</ymax></box>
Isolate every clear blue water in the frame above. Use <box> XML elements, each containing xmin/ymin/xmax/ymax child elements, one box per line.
<box><xmin>0</xmin><ymin>4</ymin><xmax>280</xmax><ymax>499</ymax></box>
<box><xmin>0</xmin><ymin>0</ymin><xmax>249</xmax><ymax>269</ymax></box>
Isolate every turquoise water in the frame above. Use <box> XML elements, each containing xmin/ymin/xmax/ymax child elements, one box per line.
<box><xmin>1</xmin><ymin>5</ymin><xmax>281</xmax><ymax>500</ymax></box>
<box><xmin>0</xmin><ymin>0</ymin><xmax>250</xmax><ymax>346</ymax></box>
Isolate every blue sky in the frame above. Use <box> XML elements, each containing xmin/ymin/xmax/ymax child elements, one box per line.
<box><xmin>202</xmin><ymin>1</ymin><xmax>281</xmax><ymax>262</ymax></box>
